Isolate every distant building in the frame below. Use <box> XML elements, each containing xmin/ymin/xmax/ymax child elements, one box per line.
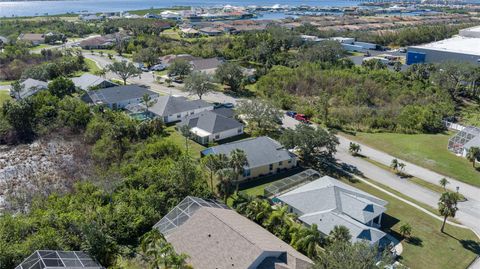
<box><xmin>180</xmin><ymin>28</ymin><xmax>200</xmax><ymax>38</ymax></box>
<box><xmin>15</xmin><ymin>250</ymin><xmax>104</xmax><ymax>269</ymax></box>
<box><xmin>201</xmin><ymin>136</ymin><xmax>297</xmax><ymax>181</ymax></box>
<box><xmin>190</xmin><ymin>57</ymin><xmax>223</xmax><ymax>74</ymax></box>
<box><xmin>79</xmin><ymin>14</ymin><xmax>104</xmax><ymax>21</ymax></box>
<box><xmin>159</xmin><ymin>54</ymin><xmax>199</xmax><ymax>67</ymax></box>
<box><xmin>18</xmin><ymin>33</ymin><xmax>45</xmax><ymax>46</ymax></box>
<box><xmin>0</xmin><ymin>36</ymin><xmax>9</xmax><ymax>47</ymax></box>
<box><xmin>154</xmin><ymin>196</ymin><xmax>313</xmax><ymax>269</ymax></box>
<box><xmin>277</xmin><ymin>174</ymin><xmax>389</xmax><ymax>246</ymax></box>
<box><xmin>11</xmin><ymin>78</ymin><xmax>48</xmax><ymax>99</ymax></box>
<box><xmin>144</xmin><ymin>95</ymin><xmax>213</xmax><ymax>123</ymax></box>
<box><xmin>199</xmin><ymin>27</ymin><xmax>224</xmax><ymax>36</ymax></box>
<box><xmin>407</xmin><ymin>25</ymin><xmax>480</xmax><ymax>65</ymax></box>
<box><xmin>71</xmin><ymin>73</ymin><xmax>117</xmax><ymax>91</ymax></box>
<box><xmin>176</xmin><ymin>109</ymin><xmax>244</xmax><ymax>144</ymax></box>
<box><xmin>83</xmin><ymin>85</ymin><xmax>159</xmax><ymax>109</ymax></box>
<box><xmin>79</xmin><ymin>36</ymin><xmax>114</xmax><ymax>50</ymax></box>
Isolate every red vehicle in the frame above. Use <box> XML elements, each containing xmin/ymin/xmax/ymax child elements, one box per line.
<box><xmin>294</xmin><ymin>114</ymin><xmax>310</xmax><ymax>123</ymax></box>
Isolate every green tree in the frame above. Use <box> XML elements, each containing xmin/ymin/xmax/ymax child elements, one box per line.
<box><xmin>201</xmin><ymin>154</ymin><xmax>225</xmax><ymax>192</ymax></box>
<box><xmin>184</xmin><ymin>72</ymin><xmax>216</xmax><ymax>100</ymax></box>
<box><xmin>141</xmin><ymin>93</ymin><xmax>156</xmax><ymax>114</ymax></box>
<box><xmin>279</xmin><ymin>124</ymin><xmax>338</xmax><ymax>166</ymax></box>
<box><xmin>399</xmin><ymin>222</ymin><xmax>412</xmax><ymax>239</ymax></box>
<box><xmin>48</xmin><ymin>77</ymin><xmax>76</xmax><ymax>98</ymax></box>
<box><xmin>133</xmin><ymin>48</ymin><xmax>160</xmax><ymax>68</ymax></box>
<box><xmin>168</xmin><ymin>60</ymin><xmax>192</xmax><ymax>80</ymax></box>
<box><xmin>362</xmin><ymin>58</ymin><xmax>387</xmax><ymax>70</ymax></box>
<box><xmin>291</xmin><ymin>224</ymin><xmax>323</xmax><ymax>259</ymax></box>
<box><xmin>264</xmin><ymin>205</ymin><xmax>294</xmax><ymax>240</ymax></box>
<box><xmin>348</xmin><ymin>142</ymin><xmax>361</xmax><ymax>156</ymax></box>
<box><xmin>214</xmin><ymin>62</ymin><xmax>244</xmax><ymax>92</ymax></box>
<box><xmin>390</xmin><ymin>158</ymin><xmax>399</xmax><ymax>172</ymax></box>
<box><xmin>107</xmin><ymin>60</ymin><xmax>141</xmax><ymax>85</ymax></box>
<box><xmin>229</xmin><ymin>149</ymin><xmax>248</xmax><ymax>192</ymax></box>
<box><xmin>439</xmin><ymin>178</ymin><xmax>450</xmax><ymax>191</ymax></box>
<box><xmin>466</xmin><ymin>147</ymin><xmax>480</xmax><ymax>168</ymax></box>
<box><xmin>140</xmin><ymin>230</ymin><xmax>176</xmax><ymax>269</ymax></box>
<box><xmin>2</xmin><ymin>99</ymin><xmax>35</xmax><ymax>141</ymax></box>
<box><xmin>9</xmin><ymin>80</ymin><xmax>24</xmax><ymax>99</ymax></box>
<box><xmin>328</xmin><ymin>225</ymin><xmax>351</xmax><ymax>243</ymax></box>
<box><xmin>216</xmin><ymin>168</ymin><xmax>235</xmax><ymax>201</ymax></box>
<box><xmin>438</xmin><ymin>192</ymin><xmax>459</xmax><ymax>233</ymax></box>
<box><xmin>236</xmin><ymin>99</ymin><xmax>282</xmax><ymax>136</ymax></box>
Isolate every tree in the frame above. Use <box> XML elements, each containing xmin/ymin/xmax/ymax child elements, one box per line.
<box><xmin>390</xmin><ymin>158</ymin><xmax>399</xmax><ymax>172</ymax></box>
<box><xmin>2</xmin><ymin>99</ymin><xmax>35</xmax><ymax>141</ymax></box>
<box><xmin>48</xmin><ymin>77</ymin><xmax>76</xmax><ymax>98</ymax></box>
<box><xmin>231</xmin><ymin>192</ymin><xmax>254</xmax><ymax>215</ymax></box>
<box><xmin>107</xmin><ymin>60</ymin><xmax>141</xmax><ymax>85</ymax></box>
<box><xmin>399</xmin><ymin>223</ymin><xmax>412</xmax><ymax>238</ymax></box>
<box><xmin>292</xmin><ymin>224</ymin><xmax>324</xmax><ymax>259</ymax></box>
<box><xmin>264</xmin><ymin>205</ymin><xmax>295</xmax><ymax>240</ymax></box>
<box><xmin>214</xmin><ymin>62</ymin><xmax>244</xmax><ymax>92</ymax></box>
<box><xmin>398</xmin><ymin>162</ymin><xmax>406</xmax><ymax>172</ymax></box>
<box><xmin>168</xmin><ymin>60</ymin><xmax>192</xmax><ymax>80</ymax></box>
<box><xmin>201</xmin><ymin>154</ymin><xmax>225</xmax><ymax>192</ymax></box>
<box><xmin>279</xmin><ymin>124</ymin><xmax>339</xmax><ymax>166</ymax></box>
<box><xmin>184</xmin><ymin>72</ymin><xmax>216</xmax><ymax>100</ymax></box>
<box><xmin>362</xmin><ymin>58</ymin><xmax>387</xmax><ymax>70</ymax></box>
<box><xmin>140</xmin><ymin>230</ymin><xmax>189</xmax><ymax>269</ymax></box>
<box><xmin>328</xmin><ymin>225</ymin><xmax>351</xmax><ymax>243</ymax></box>
<box><xmin>216</xmin><ymin>168</ymin><xmax>235</xmax><ymax>201</ymax></box>
<box><xmin>179</xmin><ymin>125</ymin><xmax>192</xmax><ymax>153</ymax></box>
<box><xmin>393</xmin><ymin>61</ymin><xmax>402</xmax><ymax>72</ymax></box>
<box><xmin>314</xmin><ymin>240</ymin><xmax>393</xmax><ymax>269</ymax></box>
<box><xmin>438</xmin><ymin>191</ymin><xmax>459</xmax><ymax>233</ymax></box>
<box><xmin>297</xmin><ymin>40</ymin><xmax>345</xmax><ymax>64</ymax></box>
<box><xmin>466</xmin><ymin>147</ymin><xmax>480</xmax><ymax>168</ymax></box>
<box><xmin>229</xmin><ymin>149</ymin><xmax>248</xmax><ymax>192</ymax></box>
<box><xmin>236</xmin><ymin>99</ymin><xmax>283</xmax><ymax>136</ymax></box>
<box><xmin>348</xmin><ymin>142</ymin><xmax>361</xmax><ymax>156</ymax></box>
<box><xmin>133</xmin><ymin>48</ymin><xmax>160</xmax><ymax>68</ymax></box>
<box><xmin>141</xmin><ymin>93</ymin><xmax>156</xmax><ymax>114</ymax></box>
<box><xmin>10</xmin><ymin>80</ymin><xmax>24</xmax><ymax>99</ymax></box>
<box><xmin>439</xmin><ymin>178</ymin><xmax>450</xmax><ymax>191</ymax></box>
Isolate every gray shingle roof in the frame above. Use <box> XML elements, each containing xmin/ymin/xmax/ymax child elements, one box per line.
<box><xmin>87</xmin><ymin>85</ymin><xmax>157</xmax><ymax>105</ymax></box>
<box><xmin>190</xmin><ymin>57</ymin><xmax>223</xmax><ymax>71</ymax></box>
<box><xmin>71</xmin><ymin>73</ymin><xmax>116</xmax><ymax>91</ymax></box>
<box><xmin>177</xmin><ymin>110</ymin><xmax>243</xmax><ymax>134</ymax></box>
<box><xmin>202</xmin><ymin>136</ymin><xmax>295</xmax><ymax>169</ymax></box>
<box><xmin>212</xmin><ymin>107</ymin><xmax>235</xmax><ymax>118</ymax></box>
<box><xmin>16</xmin><ymin>78</ymin><xmax>48</xmax><ymax>99</ymax></box>
<box><xmin>147</xmin><ymin>95</ymin><xmax>212</xmax><ymax>117</ymax></box>
<box><xmin>278</xmin><ymin>175</ymin><xmax>387</xmax><ymax>244</ymax></box>
<box><xmin>157</xmin><ymin>197</ymin><xmax>312</xmax><ymax>269</ymax></box>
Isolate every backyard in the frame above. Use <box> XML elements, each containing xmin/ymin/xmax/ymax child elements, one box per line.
<box><xmin>237</xmin><ymin>174</ymin><xmax>480</xmax><ymax>269</ymax></box>
<box><xmin>0</xmin><ymin>90</ymin><xmax>11</xmax><ymax>106</ymax></box>
<box><xmin>342</xmin><ymin>132</ymin><xmax>480</xmax><ymax>187</ymax></box>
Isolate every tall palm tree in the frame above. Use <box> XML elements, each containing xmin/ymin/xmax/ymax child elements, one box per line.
<box><xmin>246</xmin><ymin>198</ymin><xmax>272</xmax><ymax>224</ymax></box>
<box><xmin>229</xmin><ymin>149</ymin><xmax>248</xmax><ymax>192</ymax></box>
<box><xmin>265</xmin><ymin>205</ymin><xmax>295</xmax><ymax>239</ymax></box>
<box><xmin>329</xmin><ymin>225</ymin><xmax>351</xmax><ymax>243</ymax></box>
<box><xmin>202</xmin><ymin>154</ymin><xmax>220</xmax><ymax>192</ymax></box>
<box><xmin>231</xmin><ymin>192</ymin><xmax>254</xmax><ymax>215</ymax></box>
<box><xmin>439</xmin><ymin>178</ymin><xmax>450</xmax><ymax>191</ymax></box>
<box><xmin>140</xmin><ymin>230</ymin><xmax>173</xmax><ymax>269</ymax></box>
<box><xmin>292</xmin><ymin>224</ymin><xmax>323</xmax><ymax>259</ymax></box>
<box><xmin>438</xmin><ymin>192</ymin><xmax>459</xmax><ymax>233</ymax></box>
<box><xmin>390</xmin><ymin>158</ymin><xmax>399</xmax><ymax>172</ymax></box>
<box><xmin>466</xmin><ymin>147</ymin><xmax>480</xmax><ymax>168</ymax></box>
<box><xmin>216</xmin><ymin>168</ymin><xmax>235</xmax><ymax>202</ymax></box>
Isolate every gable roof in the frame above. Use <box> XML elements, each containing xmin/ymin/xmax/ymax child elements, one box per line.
<box><xmin>87</xmin><ymin>85</ymin><xmax>157</xmax><ymax>105</ymax></box>
<box><xmin>278</xmin><ymin>175</ymin><xmax>387</xmax><ymax>244</ymax></box>
<box><xmin>71</xmin><ymin>73</ymin><xmax>116</xmax><ymax>91</ymax></box>
<box><xmin>19</xmin><ymin>33</ymin><xmax>44</xmax><ymax>42</ymax></box>
<box><xmin>190</xmin><ymin>57</ymin><xmax>223</xmax><ymax>71</ymax></box>
<box><xmin>154</xmin><ymin>196</ymin><xmax>312</xmax><ymax>269</ymax></box>
<box><xmin>147</xmin><ymin>95</ymin><xmax>212</xmax><ymax>117</ymax></box>
<box><xmin>16</xmin><ymin>78</ymin><xmax>48</xmax><ymax>99</ymax></box>
<box><xmin>202</xmin><ymin>136</ymin><xmax>295</xmax><ymax>169</ymax></box>
<box><xmin>177</xmin><ymin>110</ymin><xmax>243</xmax><ymax>135</ymax></box>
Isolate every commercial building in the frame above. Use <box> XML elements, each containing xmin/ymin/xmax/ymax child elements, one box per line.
<box><xmin>154</xmin><ymin>196</ymin><xmax>312</xmax><ymax>269</ymax></box>
<box><xmin>201</xmin><ymin>136</ymin><xmax>297</xmax><ymax>181</ymax></box>
<box><xmin>276</xmin><ymin>173</ymin><xmax>389</xmax><ymax>245</ymax></box>
<box><xmin>407</xmin><ymin>25</ymin><xmax>480</xmax><ymax>65</ymax></box>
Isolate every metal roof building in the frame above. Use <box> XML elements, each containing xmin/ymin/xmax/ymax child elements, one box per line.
<box><xmin>15</xmin><ymin>250</ymin><xmax>104</xmax><ymax>269</ymax></box>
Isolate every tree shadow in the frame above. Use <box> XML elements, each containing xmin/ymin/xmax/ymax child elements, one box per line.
<box><xmin>406</xmin><ymin>236</ymin><xmax>423</xmax><ymax>246</ymax></box>
<box><xmin>460</xmin><ymin>240</ymin><xmax>480</xmax><ymax>255</ymax></box>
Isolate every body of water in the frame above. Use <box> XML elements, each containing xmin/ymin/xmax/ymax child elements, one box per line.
<box><xmin>0</xmin><ymin>0</ymin><xmax>361</xmax><ymax>17</ymax></box>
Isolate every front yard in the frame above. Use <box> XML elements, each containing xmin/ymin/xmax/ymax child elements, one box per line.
<box><xmin>342</xmin><ymin>132</ymin><xmax>480</xmax><ymax>187</ymax></box>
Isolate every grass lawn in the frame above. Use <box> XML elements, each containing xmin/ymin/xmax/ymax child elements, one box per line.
<box><xmin>345</xmin><ymin>179</ymin><xmax>479</xmax><ymax>269</ymax></box>
<box><xmin>85</xmin><ymin>58</ymin><xmax>101</xmax><ymax>73</ymax></box>
<box><xmin>0</xmin><ymin>90</ymin><xmax>11</xmax><ymax>107</ymax></box>
<box><xmin>343</xmin><ymin>132</ymin><xmax>480</xmax><ymax>187</ymax></box>
<box><xmin>0</xmin><ymin>81</ymin><xmax>13</xmax><ymax>86</ymax></box>
<box><xmin>164</xmin><ymin>126</ymin><xmax>205</xmax><ymax>159</ymax></box>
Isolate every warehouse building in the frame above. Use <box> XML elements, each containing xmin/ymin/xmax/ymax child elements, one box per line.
<box><xmin>407</xmin><ymin>25</ymin><xmax>480</xmax><ymax>65</ymax></box>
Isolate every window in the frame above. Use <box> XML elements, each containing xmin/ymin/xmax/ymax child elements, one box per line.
<box><xmin>237</xmin><ymin>128</ymin><xmax>242</xmax><ymax>133</ymax></box>
<box><xmin>269</xmin><ymin>164</ymin><xmax>273</xmax><ymax>170</ymax></box>
<box><xmin>243</xmin><ymin>169</ymin><xmax>251</xmax><ymax>177</ymax></box>
<box><xmin>278</xmin><ymin>161</ymin><xmax>283</xmax><ymax>166</ymax></box>
<box><xmin>215</xmin><ymin>134</ymin><xmax>220</xmax><ymax>139</ymax></box>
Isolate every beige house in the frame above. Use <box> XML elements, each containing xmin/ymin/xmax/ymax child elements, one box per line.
<box><xmin>201</xmin><ymin>136</ymin><xmax>297</xmax><ymax>181</ymax></box>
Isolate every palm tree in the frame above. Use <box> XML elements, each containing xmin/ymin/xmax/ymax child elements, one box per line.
<box><xmin>216</xmin><ymin>168</ymin><xmax>235</xmax><ymax>201</ymax></box>
<box><xmin>265</xmin><ymin>205</ymin><xmax>295</xmax><ymax>239</ymax></box>
<box><xmin>292</xmin><ymin>224</ymin><xmax>323</xmax><ymax>259</ymax></box>
<box><xmin>231</xmin><ymin>192</ymin><xmax>254</xmax><ymax>215</ymax></box>
<box><xmin>399</xmin><ymin>223</ymin><xmax>412</xmax><ymax>239</ymax></box>
<box><xmin>466</xmin><ymin>147</ymin><xmax>480</xmax><ymax>168</ymax></box>
<box><xmin>246</xmin><ymin>198</ymin><xmax>272</xmax><ymax>224</ymax></box>
<box><xmin>439</xmin><ymin>178</ymin><xmax>450</xmax><ymax>191</ymax></box>
<box><xmin>329</xmin><ymin>225</ymin><xmax>351</xmax><ymax>243</ymax></box>
<box><xmin>398</xmin><ymin>162</ymin><xmax>406</xmax><ymax>173</ymax></box>
<box><xmin>202</xmin><ymin>154</ymin><xmax>220</xmax><ymax>192</ymax></box>
<box><xmin>140</xmin><ymin>230</ymin><xmax>173</xmax><ymax>269</ymax></box>
<box><xmin>168</xmin><ymin>253</ymin><xmax>192</xmax><ymax>269</ymax></box>
<box><xmin>438</xmin><ymin>192</ymin><xmax>460</xmax><ymax>233</ymax></box>
<box><xmin>390</xmin><ymin>158</ymin><xmax>399</xmax><ymax>172</ymax></box>
<box><xmin>229</xmin><ymin>149</ymin><xmax>248</xmax><ymax>192</ymax></box>
<box><xmin>348</xmin><ymin>142</ymin><xmax>361</xmax><ymax>156</ymax></box>
<box><xmin>141</xmin><ymin>93</ymin><xmax>156</xmax><ymax>114</ymax></box>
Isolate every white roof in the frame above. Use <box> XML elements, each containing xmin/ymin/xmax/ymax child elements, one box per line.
<box><xmin>410</xmin><ymin>35</ymin><xmax>480</xmax><ymax>56</ymax></box>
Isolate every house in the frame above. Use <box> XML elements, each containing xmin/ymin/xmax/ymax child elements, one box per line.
<box><xmin>71</xmin><ymin>73</ymin><xmax>117</xmax><ymax>91</ymax></box>
<box><xmin>180</xmin><ymin>28</ymin><xmax>200</xmax><ymax>38</ymax></box>
<box><xmin>79</xmin><ymin>14</ymin><xmax>104</xmax><ymax>21</ymax></box>
<box><xmin>79</xmin><ymin>36</ymin><xmax>114</xmax><ymax>50</ymax></box>
<box><xmin>159</xmin><ymin>54</ymin><xmax>199</xmax><ymax>67</ymax></box>
<box><xmin>201</xmin><ymin>136</ymin><xmax>297</xmax><ymax>181</ymax></box>
<box><xmin>199</xmin><ymin>27</ymin><xmax>224</xmax><ymax>36</ymax></box>
<box><xmin>11</xmin><ymin>78</ymin><xmax>48</xmax><ymax>99</ymax></box>
<box><xmin>448</xmin><ymin>126</ymin><xmax>480</xmax><ymax>157</ymax></box>
<box><xmin>15</xmin><ymin>250</ymin><xmax>104</xmax><ymax>269</ymax></box>
<box><xmin>0</xmin><ymin>36</ymin><xmax>9</xmax><ymax>47</ymax></box>
<box><xmin>18</xmin><ymin>33</ymin><xmax>45</xmax><ymax>46</ymax></box>
<box><xmin>144</xmin><ymin>13</ymin><xmax>161</xmax><ymax>19</ymax></box>
<box><xmin>176</xmin><ymin>109</ymin><xmax>244</xmax><ymax>144</ymax></box>
<box><xmin>145</xmin><ymin>95</ymin><xmax>214</xmax><ymax>123</ymax></box>
<box><xmin>84</xmin><ymin>85</ymin><xmax>159</xmax><ymax>109</ymax></box>
<box><xmin>277</xmin><ymin>174</ymin><xmax>389</xmax><ymax>246</ymax></box>
<box><xmin>190</xmin><ymin>57</ymin><xmax>223</xmax><ymax>74</ymax></box>
<box><xmin>154</xmin><ymin>196</ymin><xmax>313</xmax><ymax>269</ymax></box>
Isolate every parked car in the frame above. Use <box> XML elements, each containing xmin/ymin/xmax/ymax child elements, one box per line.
<box><xmin>213</xmin><ymin>102</ymin><xmax>223</xmax><ymax>109</ymax></box>
<box><xmin>294</xmin><ymin>113</ymin><xmax>310</xmax><ymax>123</ymax></box>
<box><xmin>399</xmin><ymin>48</ymin><xmax>407</xmax><ymax>53</ymax></box>
<box><xmin>223</xmin><ymin>103</ymin><xmax>234</xmax><ymax>108</ymax></box>
<box><xmin>286</xmin><ymin>111</ymin><xmax>297</xmax><ymax>118</ymax></box>
<box><xmin>151</xmin><ymin>64</ymin><xmax>166</xmax><ymax>71</ymax></box>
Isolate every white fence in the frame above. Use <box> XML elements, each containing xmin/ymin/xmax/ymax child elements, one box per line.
<box><xmin>443</xmin><ymin>120</ymin><xmax>466</xmax><ymax>131</ymax></box>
